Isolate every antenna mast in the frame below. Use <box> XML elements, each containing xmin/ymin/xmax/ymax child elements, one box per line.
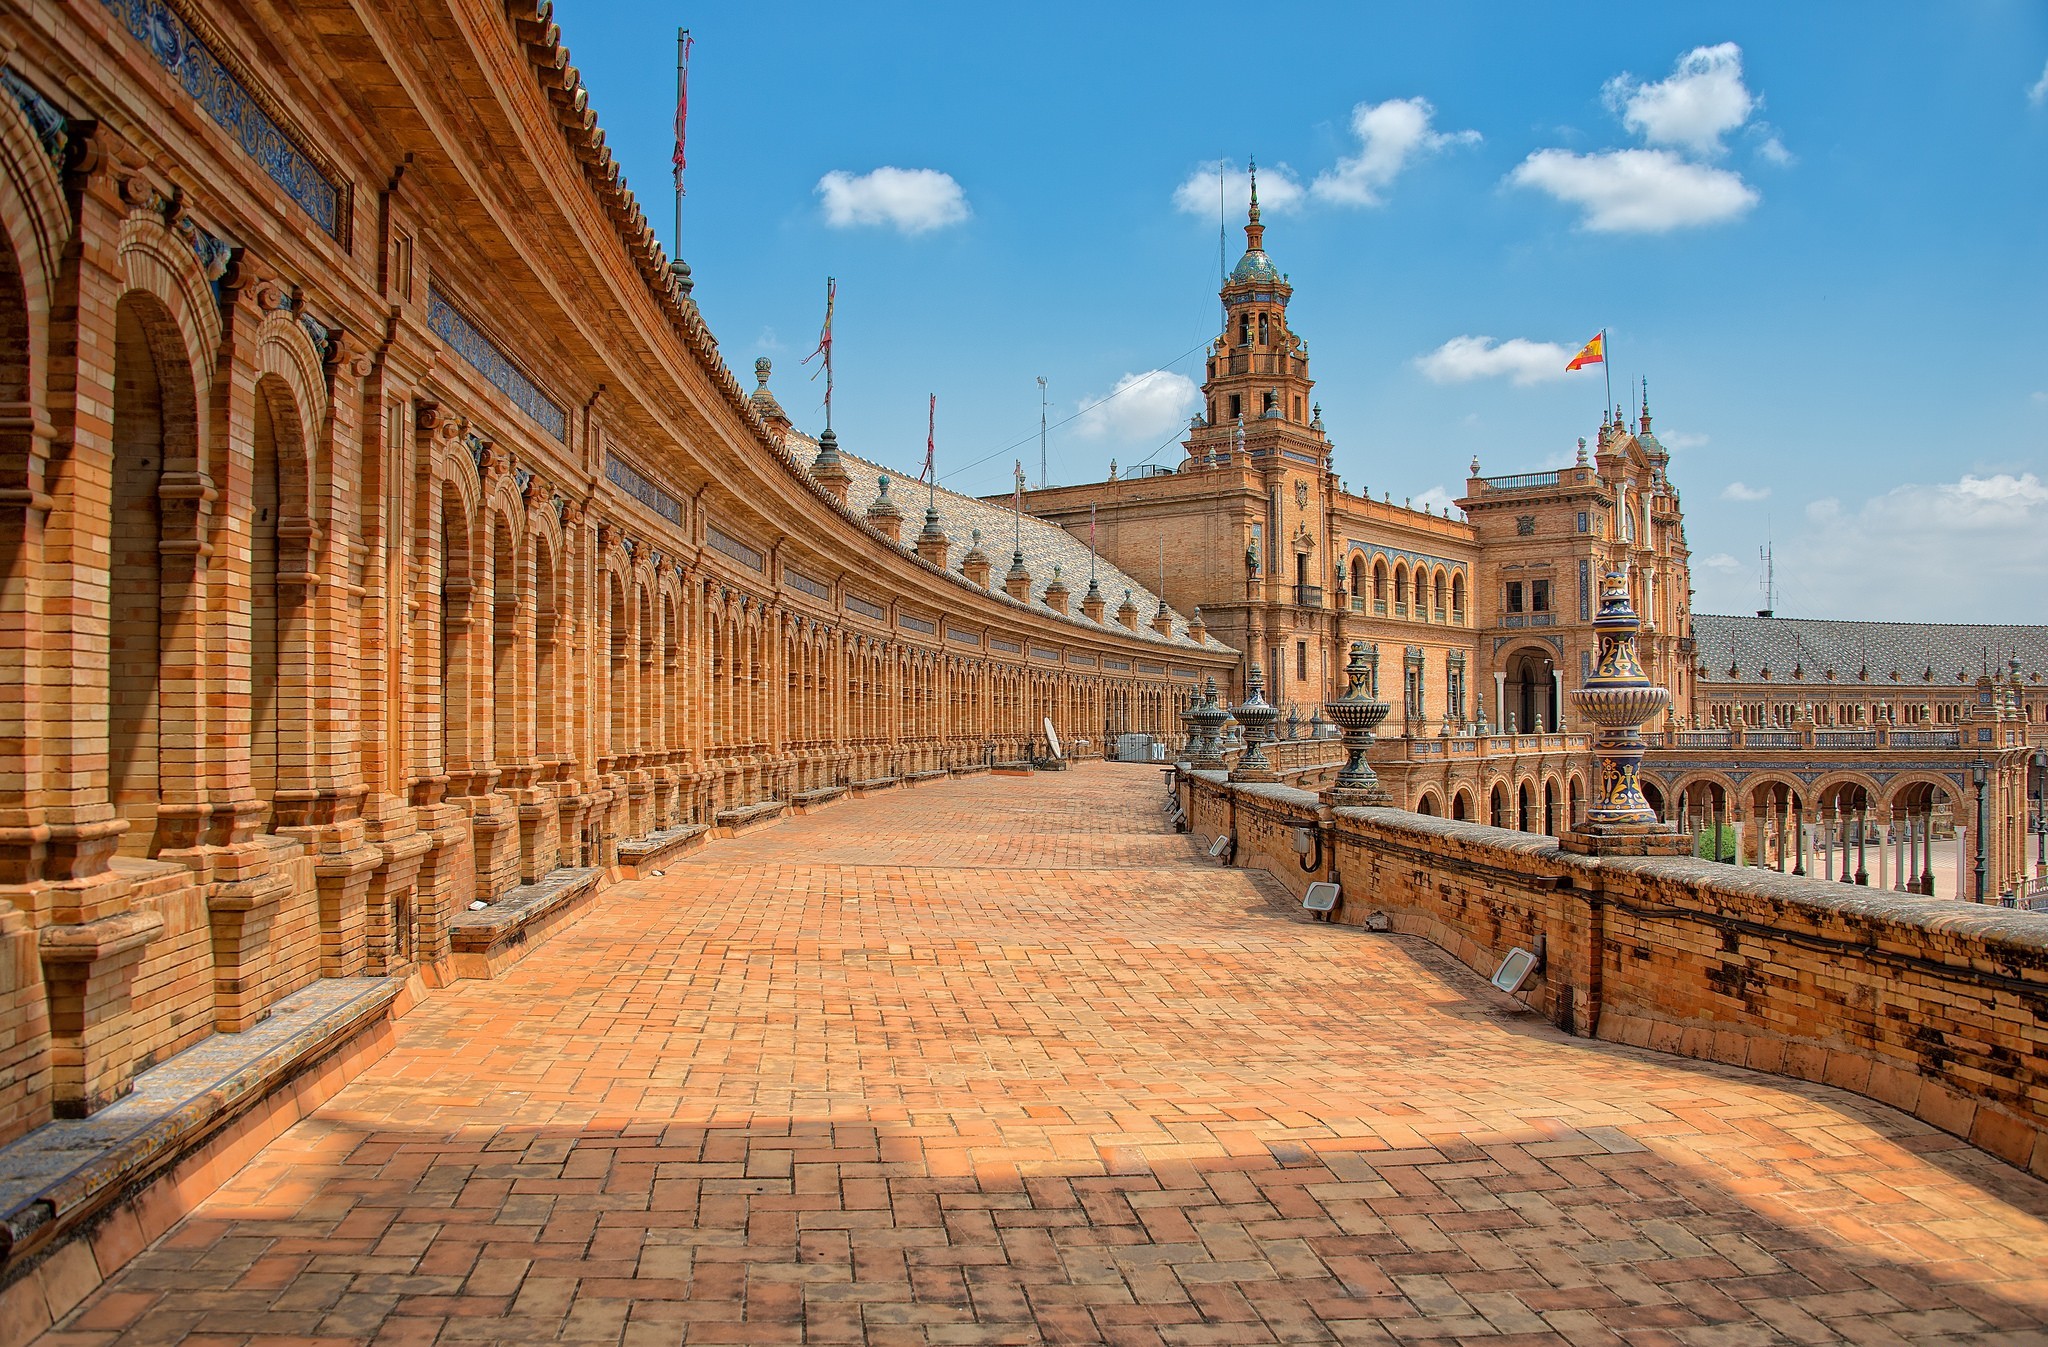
<box><xmin>1758</xmin><ymin>542</ymin><xmax>1775</xmax><ymax>618</ymax></box>
<box><xmin>1036</xmin><ymin>376</ymin><xmax>1048</xmax><ymax>489</ymax></box>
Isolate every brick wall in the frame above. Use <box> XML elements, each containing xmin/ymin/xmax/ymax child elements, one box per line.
<box><xmin>1180</xmin><ymin>770</ymin><xmax>2048</xmax><ymax>1178</ymax></box>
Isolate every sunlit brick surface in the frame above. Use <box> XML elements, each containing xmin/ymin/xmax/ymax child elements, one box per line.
<box><xmin>46</xmin><ymin>766</ymin><xmax>2048</xmax><ymax>1345</ymax></box>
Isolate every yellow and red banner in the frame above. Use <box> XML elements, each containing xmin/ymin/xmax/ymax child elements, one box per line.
<box><xmin>1566</xmin><ymin>331</ymin><xmax>1605</xmax><ymax>371</ymax></box>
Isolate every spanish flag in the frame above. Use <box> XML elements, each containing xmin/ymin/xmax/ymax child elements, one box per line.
<box><xmin>1566</xmin><ymin>330</ymin><xmax>1605</xmax><ymax>371</ymax></box>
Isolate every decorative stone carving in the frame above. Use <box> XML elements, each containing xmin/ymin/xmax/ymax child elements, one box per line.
<box><xmin>1227</xmin><ymin>665</ymin><xmax>1280</xmax><ymax>784</ymax></box>
<box><xmin>1323</xmin><ymin>642</ymin><xmax>1391</xmax><ymax>807</ymax></box>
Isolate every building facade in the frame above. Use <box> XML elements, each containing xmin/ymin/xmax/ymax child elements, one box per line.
<box><xmin>1013</xmin><ymin>182</ymin><xmax>2044</xmax><ymax>896</ymax></box>
<box><xmin>0</xmin><ymin>0</ymin><xmax>1232</xmax><ymax>1140</ymax></box>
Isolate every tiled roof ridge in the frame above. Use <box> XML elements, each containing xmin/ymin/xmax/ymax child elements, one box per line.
<box><xmin>1698</xmin><ymin>613</ymin><xmax>2048</xmax><ymax>633</ymax></box>
<box><xmin>810</xmin><ymin>435</ymin><xmax>1229</xmax><ymax>654</ymax></box>
<box><xmin>496</xmin><ymin>4</ymin><xmax>1235</xmax><ymax>658</ymax></box>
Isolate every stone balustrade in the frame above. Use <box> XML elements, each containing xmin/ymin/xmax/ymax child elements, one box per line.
<box><xmin>1177</xmin><ymin>769</ymin><xmax>2048</xmax><ymax>1179</ymax></box>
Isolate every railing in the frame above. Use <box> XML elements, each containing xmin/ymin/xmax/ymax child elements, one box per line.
<box><xmin>1450</xmin><ymin>608</ymin><xmax>1465</xmax><ymax>625</ymax></box>
<box><xmin>1478</xmin><ymin>470</ymin><xmax>1563</xmax><ymax>491</ymax></box>
<box><xmin>1394</xmin><ymin>602</ymin><xmax>1408</xmax><ymax>618</ymax></box>
<box><xmin>1814</xmin><ymin>730</ymin><xmax>1879</xmax><ymax>749</ymax></box>
<box><xmin>1501</xmin><ymin>614</ymin><xmax>1525</xmax><ymax>628</ymax></box>
<box><xmin>1890</xmin><ymin>730</ymin><xmax>1961</xmax><ymax>748</ymax></box>
<box><xmin>1374</xmin><ymin>600</ymin><xmax>1388</xmax><ymax>615</ymax></box>
<box><xmin>1433</xmin><ymin>608</ymin><xmax>1447</xmax><ymax>623</ymax></box>
<box><xmin>1351</xmin><ymin>597</ymin><xmax>1365</xmax><ymax>613</ymax></box>
<box><xmin>1671</xmin><ymin>730</ymin><xmax>1732</xmax><ymax>749</ymax></box>
<box><xmin>1744</xmin><ymin>730</ymin><xmax>1802</xmax><ymax>749</ymax></box>
<box><xmin>1294</xmin><ymin>584</ymin><xmax>1323</xmax><ymax>609</ymax></box>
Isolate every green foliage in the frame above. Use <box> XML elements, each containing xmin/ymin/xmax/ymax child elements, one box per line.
<box><xmin>1694</xmin><ymin>823</ymin><xmax>1738</xmax><ymax>863</ymax></box>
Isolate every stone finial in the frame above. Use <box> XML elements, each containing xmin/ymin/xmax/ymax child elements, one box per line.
<box><xmin>1470</xmin><ymin>456</ymin><xmax>1481</xmax><ymax>477</ymax></box>
<box><xmin>1151</xmin><ymin>601</ymin><xmax>1174</xmax><ymax>637</ymax></box>
<box><xmin>1325</xmin><ymin>641</ymin><xmax>1391</xmax><ymax>799</ymax></box>
<box><xmin>1186</xmin><ymin>677</ymin><xmax>1231</xmax><ymax>770</ymax></box>
<box><xmin>1116</xmin><ymin>588</ymin><xmax>1140</xmax><ymax>630</ymax></box>
<box><xmin>1080</xmin><ymin>577</ymin><xmax>1106</xmax><ymax>623</ymax></box>
<box><xmin>1108</xmin><ymin>458</ymin><xmax>1118</xmax><ymax>482</ymax></box>
<box><xmin>1187</xmin><ymin>606</ymin><xmax>1207</xmax><ymax>642</ymax></box>
<box><xmin>1227</xmin><ymin>665</ymin><xmax>1280</xmax><ymax>784</ymax></box>
<box><xmin>866</xmin><ymin>474</ymin><xmax>904</xmax><ymax>544</ymax></box>
<box><xmin>1562</xmin><ymin>568</ymin><xmax>1685</xmax><ymax>857</ymax></box>
<box><xmin>915</xmin><ymin>503</ymin><xmax>949</xmax><ymax>569</ymax></box>
<box><xmin>1043</xmin><ymin>564</ymin><xmax>1070</xmax><ymax>614</ymax></box>
<box><xmin>811</xmin><ymin>427</ymin><xmax>852</xmax><ymax>503</ymax></box>
<box><xmin>961</xmin><ymin>527</ymin><xmax>992</xmax><ymax>589</ymax></box>
<box><xmin>1003</xmin><ymin>550</ymin><xmax>1031</xmax><ymax>601</ymax></box>
<box><xmin>1576</xmin><ymin>437</ymin><xmax>1588</xmax><ymax>466</ymax></box>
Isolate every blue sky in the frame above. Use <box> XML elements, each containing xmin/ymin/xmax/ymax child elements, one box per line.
<box><xmin>562</xmin><ymin>3</ymin><xmax>2048</xmax><ymax>623</ymax></box>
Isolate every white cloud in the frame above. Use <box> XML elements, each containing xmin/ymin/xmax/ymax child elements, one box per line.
<box><xmin>2030</xmin><ymin>59</ymin><xmax>2048</xmax><ymax>107</ymax></box>
<box><xmin>1721</xmin><ymin>481</ymin><xmax>1771</xmax><ymax>502</ymax></box>
<box><xmin>1309</xmin><ymin>98</ymin><xmax>1479</xmax><ymax>206</ymax></box>
<box><xmin>816</xmin><ymin>167</ymin><xmax>969</xmax><ymax>234</ymax></box>
<box><xmin>1173</xmin><ymin>160</ymin><xmax>1306</xmax><ymax>217</ymax></box>
<box><xmin>1604</xmin><ymin>43</ymin><xmax>1756</xmax><ymax>156</ymax></box>
<box><xmin>1509</xmin><ymin>148</ymin><xmax>1758</xmax><ymax>232</ymax></box>
<box><xmin>1727</xmin><ymin>474</ymin><xmax>2048</xmax><ymax>621</ymax></box>
<box><xmin>1413</xmin><ymin>484</ymin><xmax>1459</xmax><ymax>515</ymax></box>
<box><xmin>1754</xmin><ymin>133</ymin><xmax>1794</xmax><ymax>167</ymax></box>
<box><xmin>1659</xmin><ymin>430</ymin><xmax>1709</xmax><ymax>450</ymax></box>
<box><xmin>1073</xmin><ymin>370</ymin><xmax>1201</xmax><ymax>445</ymax></box>
<box><xmin>1699</xmin><ymin>552</ymin><xmax>1742</xmax><ymax>572</ymax></box>
<box><xmin>1414</xmin><ymin>335</ymin><xmax>1573</xmax><ymax>386</ymax></box>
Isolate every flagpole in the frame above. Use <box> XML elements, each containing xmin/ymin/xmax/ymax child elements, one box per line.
<box><xmin>672</xmin><ymin>28</ymin><xmax>688</xmax><ymax>262</ymax></box>
<box><xmin>1602</xmin><ymin>328</ymin><xmax>1612</xmax><ymax>420</ymax></box>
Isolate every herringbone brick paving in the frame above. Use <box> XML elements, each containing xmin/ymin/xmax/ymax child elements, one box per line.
<box><xmin>43</xmin><ymin>765</ymin><xmax>2048</xmax><ymax>1345</ymax></box>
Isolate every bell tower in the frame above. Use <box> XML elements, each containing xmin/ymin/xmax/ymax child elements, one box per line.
<box><xmin>1184</xmin><ymin>162</ymin><xmax>1323</xmax><ymax>467</ymax></box>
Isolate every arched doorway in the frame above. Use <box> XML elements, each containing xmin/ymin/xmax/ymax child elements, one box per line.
<box><xmin>1417</xmin><ymin>791</ymin><xmax>1439</xmax><ymax>817</ymax></box>
<box><xmin>1889</xmin><ymin>780</ymin><xmax>1956</xmax><ymax>897</ymax></box>
<box><xmin>1504</xmin><ymin>648</ymin><xmax>1557</xmax><ymax>733</ymax></box>
<box><xmin>1452</xmin><ymin>789</ymin><xmax>1472</xmax><ymax>822</ymax></box>
<box><xmin>1745</xmin><ymin>780</ymin><xmax>1805</xmax><ymax>872</ymax></box>
<box><xmin>1542</xmin><ymin>779</ymin><xmax>1560</xmax><ymax>837</ymax></box>
<box><xmin>1490</xmin><ymin>782</ymin><xmax>1508</xmax><ymax>829</ymax></box>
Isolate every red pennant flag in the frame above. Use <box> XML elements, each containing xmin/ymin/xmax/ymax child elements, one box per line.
<box><xmin>920</xmin><ymin>394</ymin><xmax>936</xmax><ymax>483</ymax></box>
<box><xmin>671</xmin><ymin>31</ymin><xmax>694</xmax><ymax>194</ymax></box>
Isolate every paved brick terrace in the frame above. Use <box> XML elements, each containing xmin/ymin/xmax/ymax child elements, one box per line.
<box><xmin>40</xmin><ymin>765</ymin><xmax>2048</xmax><ymax>1345</ymax></box>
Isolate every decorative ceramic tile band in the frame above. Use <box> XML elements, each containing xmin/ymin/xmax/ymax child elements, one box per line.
<box><xmin>706</xmin><ymin>526</ymin><xmax>764</xmax><ymax>573</ymax></box>
<box><xmin>899</xmin><ymin>614</ymin><xmax>936</xmax><ymax>635</ymax></box>
<box><xmin>604</xmin><ymin>453</ymin><xmax>682</xmax><ymax>525</ymax></box>
<box><xmin>101</xmin><ymin>0</ymin><xmax>342</xmax><ymax>238</ymax></box>
<box><xmin>784</xmin><ymin>568</ymin><xmax>830</xmax><ymax>600</ymax></box>
<box><xmin>845</xmin><ymin>594</ymin><xmax>885</xmax><ymax>622</ymax></box>
<box><xmin>427</xmin><ymin>287</ymin><xmax>567</xmax><ymax>441</ymax></box>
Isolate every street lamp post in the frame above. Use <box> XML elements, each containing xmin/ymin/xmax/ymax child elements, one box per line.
<box><xmin>1971</xmin><ymin>758</ymin><xmax>1988</xmax><ymax>904</ymax></box>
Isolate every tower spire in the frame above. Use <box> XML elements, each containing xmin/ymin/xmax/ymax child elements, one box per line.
<box><xmin>1245</xmin><ymin>155</ymin><xmax>1265</xmax><ymax>252</ymax></box>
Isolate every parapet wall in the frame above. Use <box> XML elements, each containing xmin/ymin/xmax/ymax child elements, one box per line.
<box><xmin>1179</xmin><ymin>770</ymin><xmax>2048</xmax><ymax>1179</ymax></box>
